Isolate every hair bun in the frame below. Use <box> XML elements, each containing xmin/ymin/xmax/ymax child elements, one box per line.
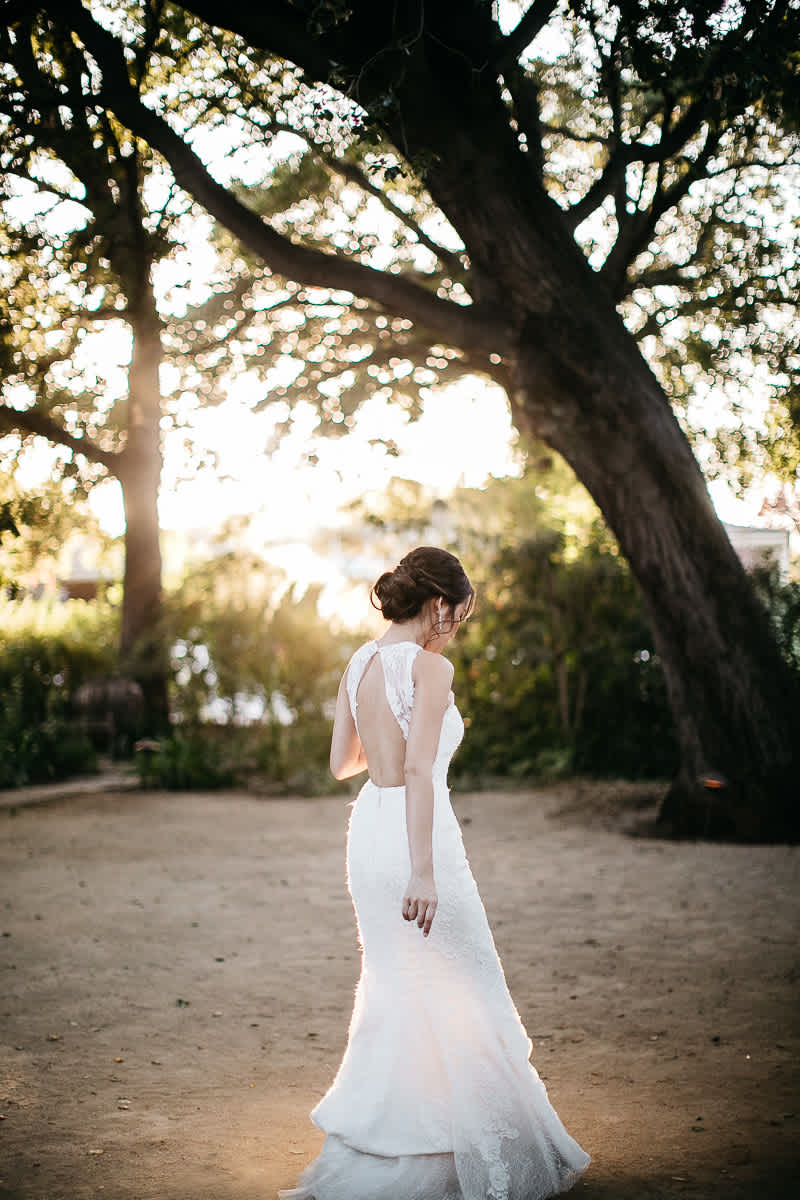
<box><xmin>370</xmin><ymin>547</ymin><xmax>474</xmax><ymax>624</ymax></box>
<box><xmin>371</xmin><ymin>566</ymin><xmax>419</xmax><ymax>622</ymax></box>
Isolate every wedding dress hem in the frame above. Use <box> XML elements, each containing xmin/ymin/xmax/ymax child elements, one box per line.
<box><xmin>278</xmin><ymin>1132</ymin><xmax>589</xmax><ymax>1200</ymax></box>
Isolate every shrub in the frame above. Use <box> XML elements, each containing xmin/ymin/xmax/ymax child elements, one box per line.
<box><xmin>450</xmin><ymin>530</ymin><xmax>678</xmax><ymax>782</ymax></box>
<box><xmin>135</xmin><ymin>720</ymin><xmax>344</xmax><ymax>794</ymax></box>
<box><xmin>751</xmin><ymin>563</ymin><xmax>800</xmax><ymax>671</ymax></box>
<box><xmin>135</xmin><ymin>729</ymin><xmax>236</xmax><ymax>790</ymax></box>
<box><xmin>0</xmin><ymin>596</ymin><xmax>117</xmax><ymax>786</ymax></box>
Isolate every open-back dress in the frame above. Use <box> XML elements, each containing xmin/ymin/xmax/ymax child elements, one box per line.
<box><xmin>279</xmin><ymin>640</ymin><xmax>590</xmax><ymax>1200</ymax></box>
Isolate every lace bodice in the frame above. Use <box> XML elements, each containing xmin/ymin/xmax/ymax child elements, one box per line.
<box><xmin>347</xmin><ymin>640</ymin><xmax>418</xmax><ymax>739</ymax></box>
<box><xmin>346</xmin><ymin>640</ymin><xmax>463</xmax><ymax>778</ymax></box>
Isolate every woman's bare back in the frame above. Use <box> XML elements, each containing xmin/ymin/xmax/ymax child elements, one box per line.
<box><xmin>353</xmin><ymin>654</ymin><xmax>408</xmax><ymax>785</ymax></box>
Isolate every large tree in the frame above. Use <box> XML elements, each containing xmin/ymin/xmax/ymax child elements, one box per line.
<box><xmin>0</xmin><ymin>35</ymin><xmax>165</xmax><ymax>723</ymax></box>
<box><xmin>31</xmin><ymin>0</ymin><xmax>800</xmax><ymax>837</ymax></box>
<box><xmin>0</xmin><ymin>12</ymin><xmax>279</xmax><ymax>727</ymax></box>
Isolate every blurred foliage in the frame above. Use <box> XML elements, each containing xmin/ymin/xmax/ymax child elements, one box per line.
<box><xmin>353</xmin><ymin>455</ymin><xmax>799</xmax><ymax>785</ymax></box>
<box><xmin>0</xmin><ymin>474</ymin><xmax>117</xmax><ymax>596</ymax></box>
<box><xmin>527</xmin><ymin>2</ymin><xmax>800</xmax><ymax>485</ymax></box>
<box><xmin>0</xmin><ymin>551</ymin><xmax>354</xmax><ymax>791</ymax></box>
<box><xmin>0</xmin><ymin>12</ymin><xmax>265</xmax><ymax>467</ymax></box>
<box><xmin>160</xmin><ymin>550</ymin><xmax>357</xmax><ymax>790</ymax></box>
<box><xmin>8</xmin><ymin>1</ymin><xmax>792</xmax><ymax>497</ymax></box>
<box><xmin>134</xmin><ymin>720</ymin><xmax>337</xmax><ymax>793</ymax></box>
<box><xmin>2</xmin><ymin>0</ymin><xmax>797</xmax><ymax>755</ymax></box>
<box><xmin>3</xmin><ymin>452</ymin><xmax>796</xmax><ymax>794</ymax></box>
<box><xmin>134</xmin><ymin>727</ymin><xmax>236</xmax><ymax>790</ymax></box>
<box><xmin>344</xmin><ymin>453</ymin><xmax>679</xmax><ymax>781</ymax></box>
<box><xmin>0</xmin><ymin>597</ymin><xmax>118</xmax><ymax>786</ymax></box>
<box><xmin>449</xmin><ymin>528</ymin><xmax>679</xmax><ymax>783</ymax></box>
<box><xmin>751</xmin><ymin>562</ymin><xmax>800</xmax><ymax>673</ymax></box>
<box><xmin>0</xmin><ymin>677</ymin><xmax>97</xmax><ymax>789</ymax></box>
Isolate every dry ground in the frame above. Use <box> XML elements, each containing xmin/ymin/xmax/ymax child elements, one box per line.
<box><xmin>0</xmin><ymin>782</ymin><xmax>798</xmax><ymax>1200</ymax></box>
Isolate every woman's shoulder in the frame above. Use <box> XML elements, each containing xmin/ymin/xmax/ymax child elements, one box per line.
<box><xmin>412</xmin><ymin>648</ymin><xmax>454</xmax><ymax>686</ymax></box>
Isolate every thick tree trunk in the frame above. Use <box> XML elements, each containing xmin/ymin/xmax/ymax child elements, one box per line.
<box><xmin>117</xmin><ymin>303</ymin><xmax>168</xmax><ymax>734</ymax></box>
<box><xmin>511</xmin><ymin>305</ymin><xmax>800</xmax><ymax>841</ymax></box>
<box><xmin>399</xmin><ymin>79</ymin><xmax>800</xmax><ymax>839</ymax></box>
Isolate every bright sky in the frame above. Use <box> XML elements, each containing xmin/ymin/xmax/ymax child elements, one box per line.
<box><xmin>93</xmin><ymin>389</ymin><xmax>757</xmax><ymax>528</ymax></box>
<box><xmin>77</xmin><ymin>364</ymin><xmax>522</xmax><ymax>541</ymax></box>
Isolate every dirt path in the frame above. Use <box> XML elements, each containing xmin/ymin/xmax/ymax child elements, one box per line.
<box><xmin>1</xmin><ymin>784</ymin><xmax>798</xmax><ymax>1200</ymax></box>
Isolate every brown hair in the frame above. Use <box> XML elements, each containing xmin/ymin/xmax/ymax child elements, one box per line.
<box><xmin>370</xmin><ymin>547</ymin><xmax>475</xmax><ymax>624</ymax></box>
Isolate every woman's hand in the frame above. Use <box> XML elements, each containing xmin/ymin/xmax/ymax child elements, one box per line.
<box><xmin>403</xmin><ymin>872</ymin><xmax>437</xmax><ymax>937</ymax></box>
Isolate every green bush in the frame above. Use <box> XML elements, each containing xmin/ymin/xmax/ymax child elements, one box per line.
<box><xmin>451</xmin><ymin>528</ymin><xmax>800</xmax><ymax>785</ymax></box>
<box><xmin>135</xmin><ymin>719</ymin><xmax>342</xmax><ymax>794</ymax></box>
<box><xmin>450</xmin><ymin>529</ymin><xmax>679</xmax><ymax>782</ymax></box>
<box><xmin>135</xmin><ymin>729</ymin><xmax>236</xmax><ymax>790</ymax></box>
<box><xmin>0</xmin><ymin>676</ymin><xmax>97</xmax><ymax>788</ymax></box>
<box><xmin>751</xmin><ymin>563</ymin><xmax>800</xmax><ymax>671</ymax></box>
<box><xmin>0</xmin><ymin>596</ymin><xmax>117</xmax><ymax>787</ymax></box>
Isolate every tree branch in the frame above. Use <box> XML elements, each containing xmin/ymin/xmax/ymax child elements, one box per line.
<box><xmin>2</xmin><ymin>165</ymin><xmax>86</xmax><ymax>208</ymax></box>
<box><xmin>565</xmin><ymin>154</ymin><xmax>627</xmax><ymax>232</ymax></box>
<box><xmin>626</xmin><ymin>265</ymin><xmax>695</xmax><ymax>292</ymax></box>
<box><xmin>541</xmin><ymin>122</ymin><xmax>611</xmax><ymax>146</ymax></box>
<box><xmin>78</xmin><ymin>304</ymin><xmax>129</xmax><ymax>322</ymax></box>
<box><xmin>178</xmin><ymin>1</ymin><xmax>337</xmax><ymax>90</ymax></box>
<box><xmin>494</xmin><ymin>1</ymin><xmax>560</xmax><ymax>69</ymax></box>
<box><xmin>15</xmin><ymin>323</ymin><xmax>86</xmax><ymax>378</ymax></box>
<box><xmin>705</xmin><ymin>155</ymin><xmax>800</xmax><ymax>178</ymax></box>
<box><xmin>2</xmin><ymin>18</ymin><xmax>122</xmax><ymax>236</ymax></box>
<box><xmin>622</xmin><ymin>184</ymin><xmax>733</xmax><ymax>298</ymax></box>
<box><xmin>62</xmin><ymin>0</ymin><xmax>505</xmax><ymax>355</ymax></box>
<box><xmin>606</xmin><ymin>34</ymin><xmax>627</xmax><ymax>234</ymax></box>
<box><xmin>327</xmin><ymin>157</ymin><xmax>464</xmax><ymax>277</ymax></box>
<box><xmin>251</xmin><ymin>113</ymin><xmax>466</xmax><ymax>279</ymax></box>
<box><xmin>0</xmin><ymin>403</ymin><xmax>119</xmax><ymax>471</ymax></box>
<box><xmin>502</xmin><ymin>66</ymin><xmax>545</xmax><ymax>177</ymax></box>
<box><xmin>562</xmin><ymin>0</ymin><xmax>769</xmax><ymax>238</ymax></box>
<box><xmin>564</xmin><ymin>99</ymin><xmax>714</xmax><ymax>235</ymax></box>
<box><xmin>604</xmin><ymin>127</ymin><xmax>723</xmax><ymax>298</ymax></box>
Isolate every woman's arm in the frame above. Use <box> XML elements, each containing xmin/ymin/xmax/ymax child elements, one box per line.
<box><xmin>330</xmin><ymin>671</ymin><xmax>368</xmax><ymax>780</ymax></box>
<box><xmin>402</xmin><ymin>651</ymin><xmax>454</xmax><ymax>937</ymax></box>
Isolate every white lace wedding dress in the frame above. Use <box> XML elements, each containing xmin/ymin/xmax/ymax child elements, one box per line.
<box><xmin>280</xmin><ymin>641</ymin><xmax>589</xmax><ymax>1200</ymax></box>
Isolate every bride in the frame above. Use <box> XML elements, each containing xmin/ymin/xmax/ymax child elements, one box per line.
<box><xmin>280</xmin><ymin>547</ymin><xmax>589</xmax><ymax>1200</ymax></box>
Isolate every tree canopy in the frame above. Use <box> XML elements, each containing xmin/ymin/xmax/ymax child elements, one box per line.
<box><xmin>26</xmin><ymin>0</ymin><xmax>795</xmax><ymax>483</ymax></box>
<box><xmin>3</xmin><ymin>1</ymin><xmax>797</xmax><ymax>484</ymax></box>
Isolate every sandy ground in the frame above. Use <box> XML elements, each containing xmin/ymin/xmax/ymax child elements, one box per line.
<box><xmin>0</xmin><ymin>781</ymin><xmax>798</xmax><ymax>1200</ymax></box>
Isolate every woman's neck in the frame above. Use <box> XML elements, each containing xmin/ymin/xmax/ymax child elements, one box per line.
<box><xmin>378</xmin><ymin>618</ymin><xmax>427</xmax><ymax>648</ymax></box>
